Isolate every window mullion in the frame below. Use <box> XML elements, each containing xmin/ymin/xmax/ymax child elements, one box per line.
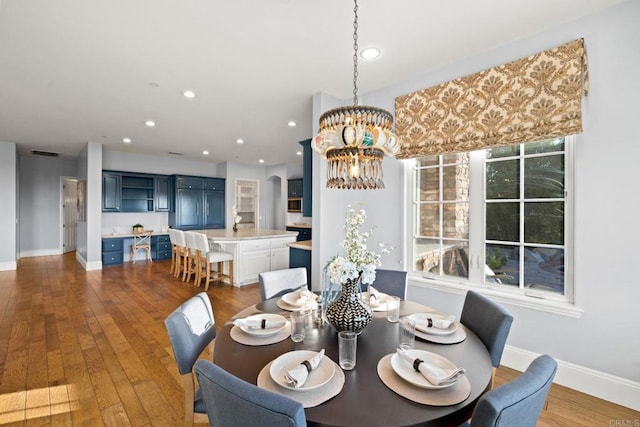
<box><xmin>468</xmin><ymin>150</ymin><xmax>484</xmax><ymax>283</ymax></box>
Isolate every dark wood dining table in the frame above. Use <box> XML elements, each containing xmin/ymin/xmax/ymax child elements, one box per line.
<box><xmin>213</xmin><ymin>298</ymin><xmax>492</xmax><ymax>427</ymax></box>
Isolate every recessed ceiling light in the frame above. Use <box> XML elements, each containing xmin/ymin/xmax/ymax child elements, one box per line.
<box><xmin>361</xmin><ymin>47</ymin><xmax>380</xmax><ymax>59</ymax></box>
<box><xmin>236</xmin><ymin>138</ymin><xmax>244</xmax><ymax>144</ymax></box>
<box><xmin>123</xmin><ymin>138</ymin><xmax>132</xmax><ymax>144</ymax></box>
<box><xmin>288</xmin><ymin>121</ymin><xmax>296</xmax><ymax>127</ymax></box>
<box><xmin>296</xmin><ymin>151</ymin><xmax>302</xmax><ymax>156</ymax></box>
<box><xmin>259</xmin><ymin>159</ymin><xmax>265</xmax><ymax>164</ymax></box>
<box><xmin>202</xmin><ymin>150</ymin><xmax>209</xmax><ymax>155</ymax></box>
<box><xmin>183</xmin><ymin>90</ymin><xmax>196</xmax><ymax>99</ymax></box>
<box><xmin>145</xmin><ymin>120</ymin><xmax>156</xmax><ymax>127</ymax></box>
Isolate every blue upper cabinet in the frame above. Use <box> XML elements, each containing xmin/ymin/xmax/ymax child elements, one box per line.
<box><xmin>154</xmin><ymin>176</ymin><xmax>172</xmax><ymax>212</ymax></box>
<box><xmin>299</xmin><ymin>139</ymin><xmax>312</xmax><ymax>217</ymax></box>
<box><xmin>102</xmin><ymin>172</ymin><xmax>121</xmax><ymax>212</ymax></box>
<box><xmin>170</xmin><ymin>175</ymin><xmax>226</xmax><ymax>230</ymax></box>
<box><xmin>288</xmin><ymin>179</ymin><xmax>303</xmax><ymax>197</ymax></box>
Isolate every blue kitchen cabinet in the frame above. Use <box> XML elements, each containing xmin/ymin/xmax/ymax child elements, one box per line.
<box><xmin>299</xmin><ymin>139</ymin><xmax>312</xmax><ymax>217</ymax></box>
<box><xmin>154</xmin><ymin>176</ymin><xmax>173</xmax><ymax>212</ymax></box>
<box><xmin>102</xmin><ymin>238</ymin><xmax>124</xmax><ymax>265</ymax></box>
<box><xmin>153</xmin><ymin>235</ymin><xmax>172</xmax><ymax>260</ymax></box>
<box><xmin>102</xmin><ymin>173</ymin><xmax>121</xmax><ymax>212</ymax></box>
<box><xmin>170</xmin><ymin>175</ymin><xmax>226</xmax><ymax>230</ymax></box>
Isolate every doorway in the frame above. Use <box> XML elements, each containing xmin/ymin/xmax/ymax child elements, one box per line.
<box><xmin>235</xmin><ymin>179</ymin><xmax>259</xmax><ymax>229</ymax></box>
<box><xmin>61</xmin><ymin>177</ymin><xmax>77</xmax><ymax>253</ymax></box>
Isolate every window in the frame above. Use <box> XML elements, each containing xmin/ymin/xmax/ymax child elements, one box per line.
<box><xmin>411</xmin><ymin>137</ymin><xmax>573</xmax><ymax>303</ymax></box>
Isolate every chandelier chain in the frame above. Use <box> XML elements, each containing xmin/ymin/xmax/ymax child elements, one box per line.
<box><xmin>352</xmin><ymin>0</ymin><xmax>359</xmax><ymax>106</ymax></box>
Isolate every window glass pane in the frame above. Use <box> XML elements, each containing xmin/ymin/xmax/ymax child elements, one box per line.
<box><xmin>440</xmin><ymin>241</ymin><xmax>469</xmax><ymax>279</ymax></box>
<box><xmin>524</xmin><ymin>137</ymin><xmax>565</xmax><ymax>155</ymax></box>
<box><xmin>442</xmin><ymin>165</ymin><xmax>469</xmax><ymax>201</ymax></box>
<box><xmin>524</xmin><ymin>202</ymin><xmax>564</xmax><ymax>245</ymax></box>
<box><xmin>418</xmin><ymin>168</ymin><xmax>440</xmax><ymax>202</ymax></box>
<box><xmin>486</xmin><ymin>159</ymin><xmax>519</xmax><ymax>199</ymax></box>
<box><xmin>486</xmin><ymin>202</ymin><xmax>519</xmax><ymax>242</ymax></box>
<box><xmin>485</xmin><ymin>244</ymin><xmax>519</xmax><ymax>286</ymax></box>
<box><xmin>524</xmin><ymin>155</ymin><xmax>564</xmax><ymax>199</ymax></box>
<box><xmin>524</xmin><ymin>247</ymin><xmax>564</xmax><ymax>294</ymax></box>
<box><xmin>414</xmin><ymin>238</ymin><xmax>440</xmax><ymax>272</ymax></box>
<box><xmin>417</xmin><ymin>203</ymin><xmax>440</xmax><ymax>238</ymax></box>
<box><xmin>443</xmin><ymin>203</ymin><xmax>469</xmax><ymax>239</ymax></box>
<box><xmin>443</xmin><ymin>152</ymin><xmax>469</xmax><ymax>165</ymax></box>
<box><xmin>486</xmin><ymin>144</ymin><xmax>519</xmax><ymax>159</ymax></box>
<box><xmin>417</xmin><ymin>157</ymin><xmax>439</xmax><ymax>167</ymax></box>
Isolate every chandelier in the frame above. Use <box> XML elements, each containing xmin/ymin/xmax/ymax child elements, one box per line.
<box><xmin>311</xmin><ymin>0</ymin><xmax>399</xmax><ymax>190</ymax></box>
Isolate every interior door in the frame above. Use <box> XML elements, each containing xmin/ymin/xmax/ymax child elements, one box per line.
<box><xmin>62</xmin><ymin>177</ymin><xmax>77</xmax><ymax>253</ymax></box>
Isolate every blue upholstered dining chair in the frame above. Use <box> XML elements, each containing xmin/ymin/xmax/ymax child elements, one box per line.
<box><xmin>194</xmin><ymin>359</ymin><xmax>306</xmax><ymax>427</ymax></box>
<box><xmin>370</xmin><ymin>268</ymin><xmax>408</xmax><ymax>299</ymax></box>
<box><xmin>466</xmin><ymin>354</ymin><xmax>557</xmax><ymax>427</ymax></box>
<box><xmin>258</xmin><ymin>267</ymin><xmax>307</xmax><ymax>301</ymax></box>
<box><xmin>460</xmin><ymin>290</ymin><xmax>513</xmax><ymax>388</ymax></box>
<box><xmin>165</xmin><ymin>292</ymin><xmax>216</xmax><ymax>427</ymax></box>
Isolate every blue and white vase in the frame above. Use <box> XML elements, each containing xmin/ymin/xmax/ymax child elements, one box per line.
<box><xmin>325</xmin><ymin>276</ymin><xmax>372</xmax><ymax>334</ymax></box>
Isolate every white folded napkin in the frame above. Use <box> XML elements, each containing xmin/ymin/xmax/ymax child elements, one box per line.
<box><xmin>295</xmin><ymin>289</ymin><xmax>314</xmax><ymax>307</ymax></box>
<box><xmin>285</xmin><ymin>349</ymin><xmax>325</xmax><ymax>388</ymax></box>
<box><xmin>414</xmin><ymin>314</ymin><xmax>455</xmax><ymax>333</ymax></box>
<box><xmin>396</xmin><ymin>348</ymin><xmax>465</xmax><ymax>386</ymax></box>
<box><xmin>233</xmin><ymin>317</ymin><xmax>286</xmax><ymax>330</ymax></box>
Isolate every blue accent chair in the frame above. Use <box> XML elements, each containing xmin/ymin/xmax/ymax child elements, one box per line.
<box><xmin>165</xmin><ymin>292</ymin><xmax>216</xmax><ymax>426</ymax></box>
<box><xmin>468</xmin><ymin>354</ymin><xmax>557</xmax><ymax>426</ymax></box>
<box><xmin>259</xmin><ymin>267</ymin><xmax>307</xmax><ymax>301</ymax></box>
<box><xmin>370</xmin><ymin>268</ymin><xmax>408</xmax><ymax>299</ymax></box>
<box><xmin>194</xmin><ymin>359</ymin><xmax>306</xmax><ymax>427</ymax></box>
<box><xmin>460</xmin><ymin>290</ymin><xmax>513</xmax><ymax>387</ymax></box>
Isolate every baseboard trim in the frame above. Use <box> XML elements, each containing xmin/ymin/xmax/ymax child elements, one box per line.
<box><xmin>502</xmin><ymin>345</ymin><xmax>640</xmax><ymax>411</ymax></box>
<box><xmin>75</xmin><ymin>252</ymin><xmax>102</xmax><ymax>271</ymax></box>
<box><xmin>0</xmin><ymin>261</ymin><xmax>17</xmax><ymax>271</ymax></box>
<box><xmin>19</xmin><ymin>248</ymin><xmax>62</xmax><ymax>258</ymax></box>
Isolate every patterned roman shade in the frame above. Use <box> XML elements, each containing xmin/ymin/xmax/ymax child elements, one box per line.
<box><xmin>395</xmin><ymin>38</ymin><xmax>588</xmax><ymax>158</ymax></box>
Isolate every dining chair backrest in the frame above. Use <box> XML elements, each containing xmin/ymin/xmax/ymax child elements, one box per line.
<box><xmin>460</xmin><ymin>290</ymin><xmax>513</xmax><ymax>369</ymax></box>
<box><xmin>184</xmin><ymin>231</ymin><xmax>198</xmax><ymax>254</ymax></box>
<box><xmin>165</xmin><ymin>292</ymin><xmax>216</xmax><ymax>426</ymax></box>
<box><xmin>194</xmin><ymin>232</ymin><xmax>210</xmax><ymax>255</ymax></box>
<box><xmin>174</xmin><ymin>229</ymin><xmax>186</xmax><ymax>247</ymax></box>
<box><xmin>194</xmin><ymin>359</ymin><xmax>306</xmax><ymax>427</ymax></box>
<box><xmin>469</xmin><ymin>354</ymin><xmax>557</xmax><ymax>427</ymax></box>
<box><xmin>258</xmin><ymin>267</ymin><xmax>307</xmax><ymax>301</ymax></box>
<box><xmin>370</xmin><ymin>268</ymin><xmax>408</xmax><ymax>299</ymax></box>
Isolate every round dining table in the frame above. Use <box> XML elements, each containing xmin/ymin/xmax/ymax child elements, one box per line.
<box><xmin>213</xmin><ymin>298</ymin><xmax>492</xmax><ymax>427</ymax></box>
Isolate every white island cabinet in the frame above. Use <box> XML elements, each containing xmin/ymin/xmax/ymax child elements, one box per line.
<box><xmin>199</xmin><ymin>229</ymin><xmax>298</xmax><ymax>287</ymax></box>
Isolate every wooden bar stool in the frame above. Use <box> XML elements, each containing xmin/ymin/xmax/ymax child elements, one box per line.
<box><xmin>194</xmin><ymin>233</ymin><xmax>234</xmax><ymax>290</ymax></box>
<box><xmin>183</xmin><ymin>231</ymin><xmax>199</xmax><ymax>283</ymax></box>
<box><xmin>173</xmin><ymin>229</ymin><xmax>188</xmax><ymax>279</ymax></box>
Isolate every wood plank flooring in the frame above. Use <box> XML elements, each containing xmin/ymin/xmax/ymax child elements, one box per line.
<box><xmin>0</xmin><ymin>252</ymin><xmax>637</xmax><ymax>426</ymax></box>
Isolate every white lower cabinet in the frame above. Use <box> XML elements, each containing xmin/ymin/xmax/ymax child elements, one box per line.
<box><xmin>233</xmin><ymin>237</ymin><xmax>295</xmax><ymax>286</ymax></box>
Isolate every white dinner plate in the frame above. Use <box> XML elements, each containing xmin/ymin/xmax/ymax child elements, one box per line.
<box><xmin>408</xmin><ymin>313</ymin><xmax>458</xmax><ymax>336</ymax></box>
<box><xmin>269</xmin><ymin>350</ymin><xmax>336</xmax><ymax>391</ymax></box>
<box><xmin>390</xmin><ymin>349</ymin><xmax>460</xmax><ymax>390</ymax></box>
<box><xmin>281</xmin><ymin>289</ymin><xmax>304</xmax><ymax>307</ymax></box>
<box><xmin>239</xmin><ymin>313</ymin><xmax>288</xmax><ymax>337</ymax></box>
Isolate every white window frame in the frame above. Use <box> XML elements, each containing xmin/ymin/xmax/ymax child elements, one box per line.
<box><xmin>405</xmin><ymin>136</ymin><xmax>582</xmax><ymax>318</ymax></box>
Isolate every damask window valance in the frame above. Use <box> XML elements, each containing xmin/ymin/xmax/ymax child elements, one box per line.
<box><xmin>394</xmin><ymin>38</ymin><xmax>588</xmax><ymax>158</ymax></box>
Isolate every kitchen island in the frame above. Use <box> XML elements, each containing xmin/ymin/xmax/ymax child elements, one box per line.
<box><xmin>199</xmin><ymin>228</ymin><xmax>298</xmax><ymax>287</ymax></box>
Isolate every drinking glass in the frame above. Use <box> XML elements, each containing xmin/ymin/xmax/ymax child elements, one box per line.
<box><xmin>290</xmin><ymin>311</ymin><xmax>306</xmax><ymax>342</ymax></box>
<box><xmin>399</xmin><ymin>317</ymin><xmax>416</xmax><ymax>350</ymax></box>
<box><xmin>338</xmin><ymin>331</ymin><xmax>357</xmax><ymax>370</ymax></box>
<box><xmin>387</xmin><ymin>296</ymin><xmax>400</xmax><ymax>323</ymax></box>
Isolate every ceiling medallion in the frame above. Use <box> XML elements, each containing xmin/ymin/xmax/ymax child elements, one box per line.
<box><xmin>311</xmin><ymin>0</ymin><xmax>399</xmax><ymax>190</ymax></box>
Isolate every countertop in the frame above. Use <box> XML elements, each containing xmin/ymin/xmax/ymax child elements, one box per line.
<box><xmin>287</xmin><ymin>240</ymin><xmax>312</xmax><ymax>251</ymax></box>
<box><xmin>102</xmin><ymin>231</ymin><xmax>169</xmax><ymax>239</ymax></box>
<box><xmin>198</xmin><ymin>228</ymin><xmax>298</xmax><ymax>241</ymax></box>
<box><xmin>285</xmin><ymin>223</ymin><xmax>312</xmax><ymax>229</ymax></box>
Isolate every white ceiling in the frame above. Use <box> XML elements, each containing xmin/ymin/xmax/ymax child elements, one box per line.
<box><xmin>0</xmin><ymin>0</ymin><xmax>628</xmax><ymax>166</ymax></box>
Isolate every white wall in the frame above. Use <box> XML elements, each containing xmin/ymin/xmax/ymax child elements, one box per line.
<box><xmin>312</xmin><ymin>0</ymin><xmax>640</xmax><ymax>407</ymax></box>
<box><xmin>0</xmin><ymin>142</ymin><xmax>17</xmax><ymax>270</ymax></box>
<box><xmin>75</xmin><ymin>142</ymin><xmax>103</xmax><ymax>270</ymax></box>
<box><xmin>18</xmin><ymin>155</ymin><xmax>77</xmax><ymax>257</ymax></box>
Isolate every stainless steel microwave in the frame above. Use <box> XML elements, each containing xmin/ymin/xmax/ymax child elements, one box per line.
<box><xmin>287</xmin><ymin>198</ymin><xmax>302</xmax><ymax>212</ymax></box>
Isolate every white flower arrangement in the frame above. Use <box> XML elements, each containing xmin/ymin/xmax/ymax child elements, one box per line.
<box><xmin>327</xmin><ymin>206</ymin><xmax>392</xmax><ymax>285</ymax></box>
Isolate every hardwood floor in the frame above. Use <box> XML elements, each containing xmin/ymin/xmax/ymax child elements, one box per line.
<box><xmin>0</xmin><ymin>252</ymin><xmax>637</xmax><ymax>426</ymax></box>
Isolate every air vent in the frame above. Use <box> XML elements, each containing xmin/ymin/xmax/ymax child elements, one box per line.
<box><xmin>31</xmin><ymin>149</ymin><xmax>60</xmax><ymax>157</ymax></box>
<box><xmin>168</xmin><ymin>152</ymin><xmax>184</xmax><ymax>156</ymax></box>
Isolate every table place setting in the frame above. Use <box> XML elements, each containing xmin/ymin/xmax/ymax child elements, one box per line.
<box><xmin>277</xmin><ymin>287</ymin><xmax>319</xmax><ymax>312</ymax></box>
<box><xmin>376</xmin><ymin>347</ymin><xmax>471</xmax><ymax>406</ymax></box>
<box><xmin>360</xmin><ymin>286</ymin><xmax>392</xmax><ymax>312</ymax></box>
<box><xmin>407</xmin><ymin>312</ymin><xmax>467</xmax><ymax>344</ymax></box>
<box><xmin>257</xmin><ymin>349</ymin><xmax>345</xmax><ymax>408</ymax></box>
<box><xmin>229</xmin><ymin>313</ymin><xmax>291</xmax><ymax>346</ymax></box>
